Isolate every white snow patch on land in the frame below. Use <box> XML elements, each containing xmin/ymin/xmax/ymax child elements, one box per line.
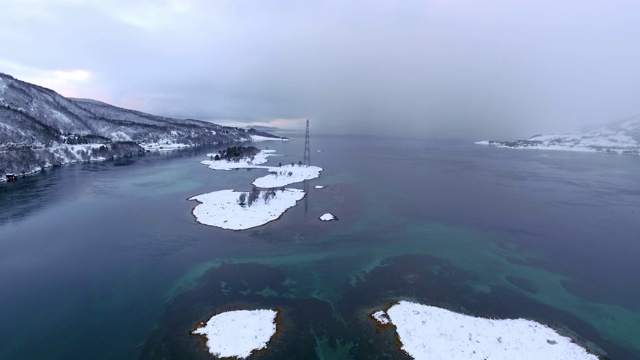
<box><xmin>193</xmin><ymin>309</ymin><xmax>278</xmax><ymax>359</ymax></box>
<box><xmin>51</xmin><ymin>110</ymin><xmax>72</xmax><ymax>124</ymax></box>
<box><xmin>314</xmin><ymin>185</ymin><xmax>325</xmax><ymax>189</ymax></box>
<box><xmin>375</xmin><ymin>301</ymin><xmax>598</xmax><ymax>360</ymax></box>
<box><xmin>250</xmin><ymin>135</ymin><xmax>289</xmax><ymax>141</ymax></box>
<box><xmin>140</xmin><ymin>142</ymin><xmax>190</xmax><ymax>151</ymax></box>
<box><xmin>201</xmin><ymin>150</ymin><xmax>277</xmax><ymax>170</ymax></box>
<box><xmin>110</xmin><ymin>131</ymin><xmax>132</xmax><ymax>141</ymax></box>
<box><xmin>319</xmin><ymin>213</ymin><xmax>337</xmax><ymax>221</ymax></box>
<box><xmin>252</xmin><ymin>164</ymin><xmax>323</xmax><ymax>188</ymax></box>
<box><xmin>46</xmin><ymin>144</ymin><xmax>108</xmax><ymax>164</ymax></box>
<box><xmin>189</xmin><ymin>188</ymin><xmax>305</xmax><ymax>230</ymax></box>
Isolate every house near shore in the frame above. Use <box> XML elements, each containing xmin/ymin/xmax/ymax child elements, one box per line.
<box><xmin>5</xmin><ymin>173</ymin><xmax>17</xmax><ymax>181</ymax></box>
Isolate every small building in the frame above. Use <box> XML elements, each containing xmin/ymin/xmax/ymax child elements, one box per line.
<box><xmin>5</xmin><ymin>173</ymin><xmax>17</xmax><ymax>182</ymax></box>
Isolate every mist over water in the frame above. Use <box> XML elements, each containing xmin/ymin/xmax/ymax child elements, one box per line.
<box><xmin>2</xmin><ymin>1</ymin><xmax>640</xmax><ymax>138</ymax></box>
<box><xmin>0</xmin><ymin>135</ymin><xmax>639</xmax><ymax>359</ymax></box>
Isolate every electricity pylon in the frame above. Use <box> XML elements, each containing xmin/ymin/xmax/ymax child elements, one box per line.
<box><xmin>303</xmin><ymin>119</ymin><xmax>310</xmax><ymax>166</ymax></box>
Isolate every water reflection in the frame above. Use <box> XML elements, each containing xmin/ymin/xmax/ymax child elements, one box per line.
<box><xmin>0</xmin><ymin>169</ymin><xmax>68</xmax><ymax>225</ymax></box>
<box><xmin>0</xmin><ymin>145</ymin><xmax>232</xmax><ymax>225</ymax></box>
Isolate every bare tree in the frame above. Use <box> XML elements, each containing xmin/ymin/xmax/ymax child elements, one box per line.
<box><xmin>237</xmin><ymin>193</ymin><xmax>247</xmax><ymax>206</ymax></box>
<box><xmin>262</xmin><ymin>189</ymin><xmax>277</xmax><ymax>204</ymax></box>
<box><xmin>247</xmin><ymin>186</ymin><xmax>260</xmax><ymax>206</ymax></box>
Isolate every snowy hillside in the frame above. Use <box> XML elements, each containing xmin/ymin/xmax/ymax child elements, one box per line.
<box><xmin>477</xmin><ymin>115</ymin><xmax>640</xmax><ymax>155</ymax></box>
<box><xmin>0</xmin><ymin>72</ymin><xmax>284</xmax><ymax>178</ymax></box>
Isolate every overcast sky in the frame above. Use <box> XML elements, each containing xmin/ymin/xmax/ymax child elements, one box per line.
<box><xmin>1</xmin><ymin>0</ymin><xmax>639</xmax><ymax>138</ymax></box>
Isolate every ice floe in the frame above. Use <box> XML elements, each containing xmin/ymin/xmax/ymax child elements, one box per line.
<box><xmin>374</xmin><ymin>301</ymin><xmax>598</xmax><ymax>360</ymax></box>
<box><xmin>189</xmin><ymin>188</ymin><xmax>305</xmax><ymax>230</ymax></box>
<box><xmin>193</xmin><ymin>309</ymin><xmax>278</xmax><ymax>359</ymax></box>
<box><xmin>314</xmin><ymin>185</ymin><xmax>325</xmax><ymax>189</ymax></box>
<box><xmin>319</xmin><ymin>213</ymin><xmax>337</xmax><ymax>221</ymax></box>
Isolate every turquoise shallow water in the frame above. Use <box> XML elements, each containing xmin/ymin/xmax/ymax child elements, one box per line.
<box><xmin>0</xmin><ymin>135</ymin><xmax>639</xmax><ymax>359</ymax></box>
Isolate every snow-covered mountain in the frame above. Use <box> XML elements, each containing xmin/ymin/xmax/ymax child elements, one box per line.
<box><xmin>0</xmin><ymin>72</ymin><xmax>284</xmax><ymax>178</ymax></box>
<box><xmin>476</xmin><ymin>115</ymin><xmax>640</xmax><ymax>155</ymax></box>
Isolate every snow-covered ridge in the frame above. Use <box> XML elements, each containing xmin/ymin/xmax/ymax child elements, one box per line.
<box><xmin>477</xmin><ymin>115</ymin><xmax>640</xmax><ymax>155</ymax></box>
<box><xmin>0</xmin><ymin>71</ymin><xmax>285</xmax><ymax>178</ymax></box>
<box><xmin>374</xmin><ymin>301</ymin><xmax>599</xmax><ymax>360</ymax></box>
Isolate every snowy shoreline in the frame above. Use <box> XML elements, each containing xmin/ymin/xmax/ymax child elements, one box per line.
<box><xmin>373</xmin><ymin>301</ymin><xmax>599</xmax><ymax>360</ymax></box>
<box><xmin>1</xmin><ymin>141</ymin><xmax>286</xmax><ymax>183</ymax></box>
<box><xmin>0</xmin><ymin>143</ymin><xmax>140</xmax><ymax>182</ymax></box>
<box><xmin>1</xmin><ymin>140</ymin><xmax>216</xmax><ymax>182</ymax></box>
<box><xmin>139</xmin><ymin>142</ymin><xmax>191</xmax><ymax>151</ymax></box>
<box><xmin>476</xmin><ymin>140</ymin><xmax>639</xmax><ymax>154</ymax></box>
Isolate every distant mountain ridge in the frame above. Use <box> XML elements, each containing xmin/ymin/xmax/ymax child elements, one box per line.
<box><xmin>0</xmin><ymin>72</ymin><xmax>284</xmax><ymax>179</ymax></box>
<box><xmin>477</xmin><ymin>115</ymin><xmax>640</xmax><ymax>155</ymax></box>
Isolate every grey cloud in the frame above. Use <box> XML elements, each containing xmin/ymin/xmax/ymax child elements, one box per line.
<box><xmin>1</xmin><ymin>0</ymin><xmax>639</xmax><ymax>139</ymax></box>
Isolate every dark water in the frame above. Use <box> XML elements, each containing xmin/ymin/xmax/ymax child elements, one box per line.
<box><xmin>1</xmin><ymin>136</ymin><xmax>639</xmax><ymax>359</ymax></box>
